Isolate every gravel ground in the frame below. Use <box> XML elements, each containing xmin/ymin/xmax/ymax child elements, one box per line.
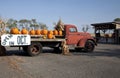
<box><xmin>0</xmin><ymin>43</ymin><xmax>120</xmax><ymax>78</ymax></box>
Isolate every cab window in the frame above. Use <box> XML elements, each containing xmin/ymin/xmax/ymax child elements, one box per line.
<box><xmin>69</xmin><ymin>28</ymin><xmax>77</xmax><ymax>33</ymax></box>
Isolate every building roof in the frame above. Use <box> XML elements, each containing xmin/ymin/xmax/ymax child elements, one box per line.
<box><xmin>91</xmin><ymin>21</ymin><xmax>120</xmax><ymax>26</ymax></box>
<box><xmin>91</xmin><ymin>21</ymin><xmax>120</xmax><ymax>30</ymax></box>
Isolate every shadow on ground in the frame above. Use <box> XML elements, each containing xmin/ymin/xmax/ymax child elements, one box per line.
<box><xmin>70</xmin><ymin>48</ymin><xmax>120</xmax><ymax>58</ymax></box>
<box><xmin>6</xmin><ymin>48</ymin><xmax>60</xmax><ymax>56</ymax></box>
<box><xmin>5</xmin><ymin>46</ymin><xmax>120</xmax><ymax>58</ymax></box>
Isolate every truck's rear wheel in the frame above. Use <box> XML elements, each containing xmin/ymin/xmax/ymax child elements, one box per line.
<box><xmin>85</xmin><ymin>40</ymin><xmax>95</xmax><ymax>52</ymax></box>
<box><xmin>0</xmin><ymin>45</ymin><xmax>6</xmax><ymax>56</ymax></box>
<box><xmin>27</xmin><ymin>42</ymin><xmax>42</xmax><ymax>56</ymax></box>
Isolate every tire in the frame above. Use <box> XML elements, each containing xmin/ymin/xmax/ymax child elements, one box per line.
<box><xmin>27</xmin><ymin>42</ymin><xmax>42</xmax><ymax>56</ymax></box>
<box><xmin>84</xmin><ymin>40</ymin><xmax>95</xmax><ymax>52</ymax></box>
<box><xmin>0</xmin><ymin>46</ymin><xmax>6</xmax><ymax>56</ymax></box>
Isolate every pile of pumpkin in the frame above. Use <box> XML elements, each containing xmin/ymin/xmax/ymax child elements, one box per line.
<box><xmin>10</xmin><ymin>27</ymin><xmax>63</xmax><ymax>39</ymax></box>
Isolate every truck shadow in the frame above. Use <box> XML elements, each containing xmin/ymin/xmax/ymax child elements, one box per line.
<box><xmin>5</xmin><ymin>46</ymin><xmax>120</xmax><ymax>58</ymax></box>
<box><xmin>70</xmin><ymin>48</ymin><xmax>120</xmax><ymax>58</ymax></box>
<box><xmin>6</xmin><ymin>48</ymin><xmax>60</xmax><ymax>56</ymax></box>
<box><xmin>6</xmin><ymin>50</ymin><xmax>28</xmax><ymax>56</ymax></box>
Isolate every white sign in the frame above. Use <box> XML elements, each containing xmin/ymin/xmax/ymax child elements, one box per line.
<box><xmin>1</xmin><ymin>34</ymin><xmax>31</xmax><ymax>46</ymax></box>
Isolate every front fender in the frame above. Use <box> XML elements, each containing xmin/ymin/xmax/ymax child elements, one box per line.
<box><xmin>78</xmin><ymin>39</ymin><xmax>87</xmax><ymax>47</ymax></box>
<box><xmin>78</xmin><ymin>39</ymin><xmax>97</xmax><ymax>47</ymax></box>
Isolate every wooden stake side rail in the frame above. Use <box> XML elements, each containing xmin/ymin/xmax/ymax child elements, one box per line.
<box><xmin>30</xmin><ymin>35</ymin><xmax>65</xmax><ymax>42</ymax></box>
<box><xmin>31</xmin><ymin>38</ymin><xmax>65</xmax><ymax>42</ymax></box>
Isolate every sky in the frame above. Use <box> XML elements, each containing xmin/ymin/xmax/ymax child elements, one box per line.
<box><xmin>0</xmin><ymin>0</ymin><xmax>120</xmax><ymax>33</ymax></box>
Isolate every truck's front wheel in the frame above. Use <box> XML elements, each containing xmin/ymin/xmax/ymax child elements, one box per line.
<box><xmin>27</xmin><ymin>42</ymin><xmax>42</xmax><ymax>56</ymax></box>
<box><xmin>85</xmin><ymin>40</ymin><xmax>95</xmax><ymax>52</ymax></box>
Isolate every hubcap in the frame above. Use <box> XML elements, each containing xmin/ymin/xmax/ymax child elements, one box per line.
<box><xmin>86</xmin><ymin>42</ymin><xmax>93</xmax><ymax>51</ymax></box>
<box><xmin>31</xmin><ymin>45</ymin><xmax>39</xmax><ymax>54</ymax></box>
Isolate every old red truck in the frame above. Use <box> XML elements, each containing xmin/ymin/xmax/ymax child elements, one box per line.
<box><xmin>65</xmin><ymin>24</ymin><xmax>96</xmax><ymax>51</ymax></box>
<box><xmin>0</xmin><ymin>24</ymin><xmax>97</xmax><ymax>56</ymax></box>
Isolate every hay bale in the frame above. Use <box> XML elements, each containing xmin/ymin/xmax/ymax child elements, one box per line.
<box><xmin>61</xmin><ymin>41</ymin><xmax>71</xmax><ymax>55</ymax></box>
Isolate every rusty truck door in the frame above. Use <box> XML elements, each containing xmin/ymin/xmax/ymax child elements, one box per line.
<box><xmin>66</xmin><ymin>27</ymin><xmax>79</xmax><ymax>45</ymax></box>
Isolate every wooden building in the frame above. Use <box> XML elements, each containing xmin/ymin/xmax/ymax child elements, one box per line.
<box><xmin>91</xmin><ymin>21</ymin><xmax>120</xmax><ymax>44</ymax></box>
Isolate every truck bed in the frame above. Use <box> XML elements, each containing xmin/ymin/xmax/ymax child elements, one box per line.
<box><xmin>31</xmin><ymin>35</ymin><xmax>65</xmax><ymax>42</ymax></box>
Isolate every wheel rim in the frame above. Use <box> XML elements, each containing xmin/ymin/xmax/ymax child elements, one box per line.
<box><xmin>31</xmin><ymin>45</ymin><xmax>39</xmax><ymax>54</ymax></box>
<box><xmin>86</xmin><ymin>42</ymin><xmax>94</xmax><ymax>51</ymax></box>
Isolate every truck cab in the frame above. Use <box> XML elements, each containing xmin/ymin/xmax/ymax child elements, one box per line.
<box><xmin>64</xmin><ymin>24</ymin><xmax>97</xmax><ymax>52</ymax></box>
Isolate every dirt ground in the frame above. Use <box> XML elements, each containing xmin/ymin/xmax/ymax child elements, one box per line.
<box><xmin>0</xmin><ymin>43</ymin><xmax>120</xmax><ymax>78</ymax></box>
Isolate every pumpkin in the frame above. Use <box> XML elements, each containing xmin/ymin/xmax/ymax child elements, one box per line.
<box><xmin>58</xmin><ymin>30</ymin><xmax>62</xmax><ymax>36</ymax></box>
<box><xmin>35</xmin><ymin>29</ymin><xmax>41</xmax><ymax>35</ymax></box>
<box><xmin>29</xmin><ymin>29</ymin><xmax>35</xmax><ymax>35</ymax></box>
<box><xmin>42</xmin><ymin>29</ymin><xmax>48</xmax><ymax>35</ymax></box>
<box><xmin>48</xmin><ymin>30</ymin><xmax>53</xmax><ymax>35</ymax></box>
<box><xmin>21</xmin><ymin>28</ymin><xmax>28</xmax><ymax>34</ymax></box>
<box><xmin>53</xmin><ymin>30</ymin><xmax>58</xmax><ymax>35</ymax></box>
<box><xmin>18</xmin><ymin>31</ymin><xmax>21</xmax><ymax>34</ymax></box>
<box><xmin>47</xmin><ymin>33</ymin><xmax>53</xmax><ymax>39</ymax></box>
<box><xmin>10</xmin><ymin>27</ymin><xmax>19</xmax><ymax>34</ymax></box>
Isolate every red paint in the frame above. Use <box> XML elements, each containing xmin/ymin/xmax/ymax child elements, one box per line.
<box><xmin>64</xmin><ymin>24</ymin><xmax>96</xmax><ymax>48</ymax></box>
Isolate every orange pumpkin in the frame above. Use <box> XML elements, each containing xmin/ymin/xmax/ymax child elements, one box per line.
<box><xmin>47</xmin><ymin>33</ymin><xmax>53</xmax><ymax>39</ymax></box>
<box><xmin>53</xmin><ymin>30</ymin><xmax>58</xmax><ymax>35</ymax></box>
<box><xmin>29</xmin><ymin>29</ymin><xmax>35</xmax><ymax>35</ymax></box>
<box><xmin>35</xmin><ymin>29</ymin><xmax>41</xmax><ymax>35</ymax></box>
<box><xmin>21</xmin><ymin>28</ymin><xmax>28</xmax><ymax>34</ymax></box>
<box><xmin>42</xmin><ymin>29</ymin><xmax>48</xmax><ymax>35</ymax></box>
<box><xmin>10</xmin><ymin>27</ymin><xmax>19</xmax><ymax>34</ymax></box>
<box><xmin>58</xmin><ymin>30</ymin><xmax>62</xmax><ymax>36</ymax></box>
<box><xmin>18</xmin><ymin>31</ymin><xmax>21</xmax><ymax>34</ymax></box>
<box><xmin>48</xmin><ymin>30</ymin><xmax>53</xmax><ymax>35</ymax></box>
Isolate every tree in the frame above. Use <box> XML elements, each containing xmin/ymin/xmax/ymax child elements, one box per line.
<box><xmin>0</xmin><ymin>19</ymin><xmax>6</xmax><ymax>35</ymax></box>
<box><xmin>30</xmin><ymin>19</ymin><xmax>39</xmax><ymax>29</ymax></box>
<box><xmin>82</xmin><ymin>25</ymin><xmax>90</xmax><ymax>32</ymax></box>
<box><xmin>3</xmin><ymin>18</ymin><xmax>48</xmax><ymax>31</ymax></box>
<box><xmin>31</xmin><ymin>19</ymin><xmax>37</xmax><ymax>24</ymax></box>
<box><xmin>7</xmin><ymin>18</ymin><xmax>17</xmax><ymax>29</ymax></box>
<box><xmin>114</xmin><ymin>18</ymin><xmax>120</xmax><ymax>22</ymax></box>
<box><xmin>19</xmin><ymin>19</ymin><xmax>31</xmax><ymax>30</ymax></box>
<box><xmin>39</xmin><ymin>23</ymin><xmax>48</xmax><ymax>29</ymax></box>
